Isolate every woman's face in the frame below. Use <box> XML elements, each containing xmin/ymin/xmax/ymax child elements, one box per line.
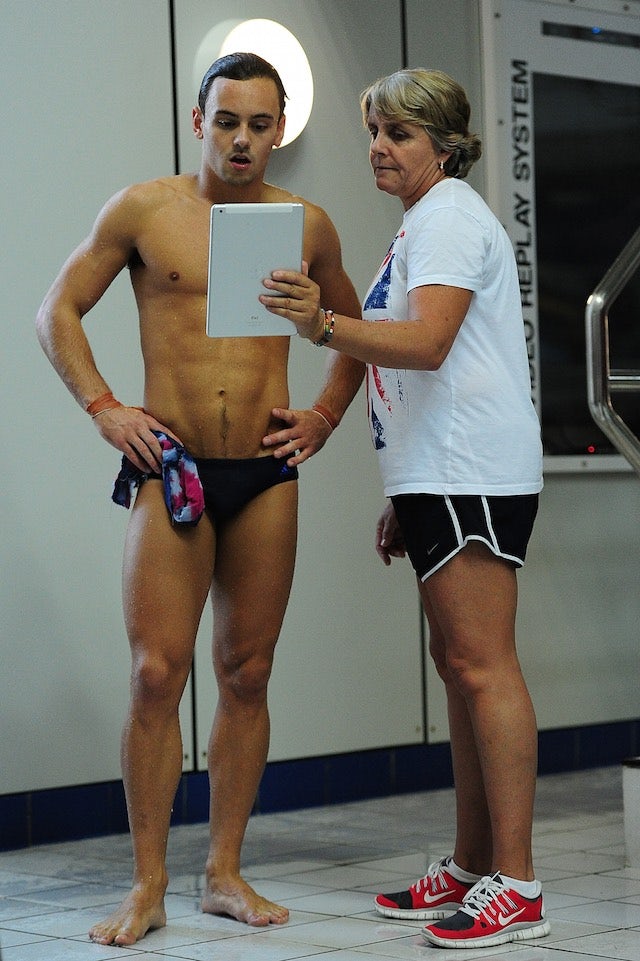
<box><xmin>367</xmin><ymin>106</ymin><xmax>447</xmax><ymax>210</ymax></box>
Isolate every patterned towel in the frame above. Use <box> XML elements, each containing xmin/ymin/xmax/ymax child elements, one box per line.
<box><xmin>112</xmin><ymin>431</ymin><xmax>205</xmax><ymax>526</ymax></box>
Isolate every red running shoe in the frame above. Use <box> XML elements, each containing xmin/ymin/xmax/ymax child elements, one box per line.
<box><xmin>422</xmin><ymin>872</ymin><xmax>550</xmax><ymax>948</ymax></box>
<box><xmin>374</xmin><ymin>857</ymin><xmax>472</xmax><ymax>920</ymax></box>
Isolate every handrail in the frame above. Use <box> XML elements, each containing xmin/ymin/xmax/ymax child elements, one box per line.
<box><xmin>585</xmin><ymin>225</ymin><xmax>640</xmax><ymax>476</ymax></box>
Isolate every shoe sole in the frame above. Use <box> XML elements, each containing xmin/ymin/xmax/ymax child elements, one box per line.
<box><xmin>375</xmin><ymin>902</ymin><xmax>462</xmax><ymax>921</ymax></box>
<box><xmin>422</xmin><ymin>919</ymin><xmax>551</xmax><ymax>949</ymax></box>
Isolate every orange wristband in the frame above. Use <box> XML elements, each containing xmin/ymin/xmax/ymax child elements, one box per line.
<box><xmin>312</xmin><ymin>403</ymin><xmax>339</xmax><ymax>431</ymax></box>
<box><xmin>86</xmin><ymin>391</ymin><xmax>123</xmax><ymax>418</ymax></box>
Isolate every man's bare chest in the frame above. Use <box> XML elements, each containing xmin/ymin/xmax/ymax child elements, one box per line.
<box><xmin>135</xmin><ymin>203</ymin><xmax>210</xmax><ymax>296</ymax></box>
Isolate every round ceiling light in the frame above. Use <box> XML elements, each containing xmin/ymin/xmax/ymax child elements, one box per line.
<box><xmin>193</xmin><ymin>19</ymin><xmax>313</xmax><ymax>147</ymax></box>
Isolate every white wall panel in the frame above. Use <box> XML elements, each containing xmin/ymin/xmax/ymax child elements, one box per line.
<box><xmin>406</xmin><ymin>1</ymin><xmax>640</xmax><ymax>742</ymax></box>
<box><xmin>405</xmin><ymin>0</ymin><xmax>485</xmax><ymax>200</ymax></box>
<box><xmin>517</xmin><ymin>475</ymin><xmax>640</xmax><ymax>728</ymax></box>
<box><xmin>426</xmin><ymin>474</ymin><xmax>640</xmax><ymax>742</ymax></box>
<box><xmin>172</xmin><ymin>0</ymin><xmax>425</xmax><ymax>764</ymax></box>
<box><xmin>3</xmin><ymin>0</ymin><xmax>637</xmax><ymax>800</ymax></box>
<box><xmin>0</xmin><ymin>0</ymin><xmax>177</xmax><ymax>792</ymax></box>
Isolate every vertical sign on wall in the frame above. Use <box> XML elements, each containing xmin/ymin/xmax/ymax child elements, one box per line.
<box><xmin>479</xmin><ymin>0</ymin><xmax>640</xmax><ymax>472</ymax></box>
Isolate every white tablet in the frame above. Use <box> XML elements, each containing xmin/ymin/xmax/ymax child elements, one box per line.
<box><xmin>206</xmin><ymin>202</ymin><xmax>305</xmax><ymax>338</ymax></box>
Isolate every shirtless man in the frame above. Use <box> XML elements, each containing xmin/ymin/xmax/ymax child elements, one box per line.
<box><xmin>36</xmin><ymin>52</ymin><xmax>362</xmax><ymax>947</ymax></box>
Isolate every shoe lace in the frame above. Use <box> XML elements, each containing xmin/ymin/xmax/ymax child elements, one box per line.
<box><xmin>461</xmin><ymin>873</ymin><xmax>517</xmax><ymax>921</ymax></box>
<box><xmin>415</xmin><ymin>858</ymin><xmax>449</xmax><ymax>895</ymax></box>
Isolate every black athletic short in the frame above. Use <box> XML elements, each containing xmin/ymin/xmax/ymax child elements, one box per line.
<box><xmin>391</xmin><ymin>493</ymin><xmax>539</xmax><ymax>581</ymax></box>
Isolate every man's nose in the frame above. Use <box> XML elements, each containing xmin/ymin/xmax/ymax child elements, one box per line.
<box><xmin>233</xmin><ymin>126</ymin><xmax>250</xmax><ymax>149</ymax></box>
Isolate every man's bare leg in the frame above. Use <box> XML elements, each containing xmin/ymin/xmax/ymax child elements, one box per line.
<box><xmin>201</xmin><ymin>481</ymin><xmax>297</xmax><ymax>925</ymax></box>
<box><xmin>90</xmin><ymin>485</ymin><xmax>216</xmax><ymax>945</ymax></box>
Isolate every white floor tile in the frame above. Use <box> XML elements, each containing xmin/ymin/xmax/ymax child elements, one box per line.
<box><xmin>153</xmin><ymin>932</ymin><xmax>334</xmax><ymax>960</ymax></box>
<box><xmin>545</xmin><ymin>874</ymin><xmax>640</xmax><ymax>901</ymax></box>
<box><xmin>278</xmin><ymin>866</ymin><xmax>406</xmax><ymax>889</ymax></box>
<box><xmin>542</xmin><ymin>917</ymin><xmax>618</xmax><ymax>942</ymax></box>
<box><xmin>282</xmin><ymin>889</ymin><xmax>376</xmax><ymax>916</ymax></box>
<box><xmin>535</xmin><ymin>851</ymin><xmax>625</xmax><ymax>874</ymax></box>
<box><xmin>0</xmin><ymin>937</ymin><xmax>133</xmax><ymax>960</ymax></box>
<box><xmin>0</xmin><ymin>767</ymin><xmax>632</xmax><ymax>961</ymax></box>
<box><xmin>0</xmin><ymin>930</ymin><xmax>50</xmax><ymax>949</ymax></box>
<box><xmin>550</xmin><ymin>928</ymin><xmax>640</xmax><ymax>961</ymax></box>
<box><xmin>259</xmin><ymin>916</ymin><xmax>410</xmax><ymax>949</ymax></box>
<box><xmin>551</xmin><ymin>899</ymin><xmax>640</xmax><ymax>928</ymax></box>
<box><xmin>350</xmin><ymin>932</ymin><xmax>523</xmax><ymax>958</ymax></box>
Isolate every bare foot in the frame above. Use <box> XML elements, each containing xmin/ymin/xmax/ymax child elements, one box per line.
<box><xmin>89</xmin><ymin>886</ymin><xmax>167</xmax><ymax>946</ymax></box>
<box><xmin>201</xmin><ymin>876</ymin><xmax>289</xmax><ymax>926</ymax></box>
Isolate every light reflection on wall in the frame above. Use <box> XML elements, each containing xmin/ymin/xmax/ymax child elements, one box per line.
<box><xmin>193</xmin><ymin>19</ymin><xmax>314</xmax><ymax>147</ymax></box>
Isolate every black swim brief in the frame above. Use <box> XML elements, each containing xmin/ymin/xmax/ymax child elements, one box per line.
<box><xmin>194</xmin><ymin>454</ymin><xmax>298</xmax><ymax>524</ymax></box>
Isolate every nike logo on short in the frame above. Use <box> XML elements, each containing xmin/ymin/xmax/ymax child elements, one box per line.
<box><xmin>426</xmin><ymin>543</ymin><xmax>439</xmax><ymax>556</ymax></box>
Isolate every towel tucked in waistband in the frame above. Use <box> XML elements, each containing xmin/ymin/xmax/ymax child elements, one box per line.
<box><xmin>111</xmin><ymin>431</ymin><xmax>205</xmax><ymax>526</ymax></box>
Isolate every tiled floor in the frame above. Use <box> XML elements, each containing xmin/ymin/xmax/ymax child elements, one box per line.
<box><xmin>0</xmin><ymin>766</ymin><xmax>639</xmax><ymax>960</ymax></box>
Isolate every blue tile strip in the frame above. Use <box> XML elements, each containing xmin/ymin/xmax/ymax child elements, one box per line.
<box><xmin>1</xmin><ymin>718</ymin><xmax>637</xmax><ymax>851</ymax></box>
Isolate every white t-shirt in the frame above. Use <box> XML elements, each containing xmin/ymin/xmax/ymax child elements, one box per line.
<box><xmin>362</xmin><ymin>178</ymin><xmax>543</xmax><ymax>496</ymax></box>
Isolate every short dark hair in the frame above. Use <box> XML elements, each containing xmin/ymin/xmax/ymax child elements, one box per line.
<box><xmin>198</xmin><ymin>52</ymin><xmax>287</xmax><ymax>117</ymax></box>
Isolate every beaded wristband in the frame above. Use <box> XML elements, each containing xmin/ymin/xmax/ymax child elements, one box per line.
<box><xmin>311</xmin><ymin>403</ymin><xmax>339</xmax><ymax>431</ymax></box>
<box><xmin>313</xmin><ymin>309</ymin><xmax>335</xmax><ymax>346</ymax></box>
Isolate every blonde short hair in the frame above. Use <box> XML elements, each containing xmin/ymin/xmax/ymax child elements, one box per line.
<box><xmin>361</xmin><ymin>68</ymin><xmax>482</xmax><ymax>179</ymax></box>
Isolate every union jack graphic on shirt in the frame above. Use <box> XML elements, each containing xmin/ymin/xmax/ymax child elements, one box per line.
<box><xmin>364</xmin><ymin>246</ymin><xmax>394</xmax><ymax>311</ymax></box>
<box><xmin>364</xmin><ymin>232</ymin><xmax>406</xmax><ymax>450</ymax></box>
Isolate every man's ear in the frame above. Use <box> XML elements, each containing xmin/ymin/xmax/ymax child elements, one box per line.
<box><xmin>273</xmin><ymin>113</ymin><xmax>286</xmax><ymax>149</ymax></box>
<box><xmin>192</xmin><ymin>107</ymin><xmax>204</xmax><ymax>140</ymax></box>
